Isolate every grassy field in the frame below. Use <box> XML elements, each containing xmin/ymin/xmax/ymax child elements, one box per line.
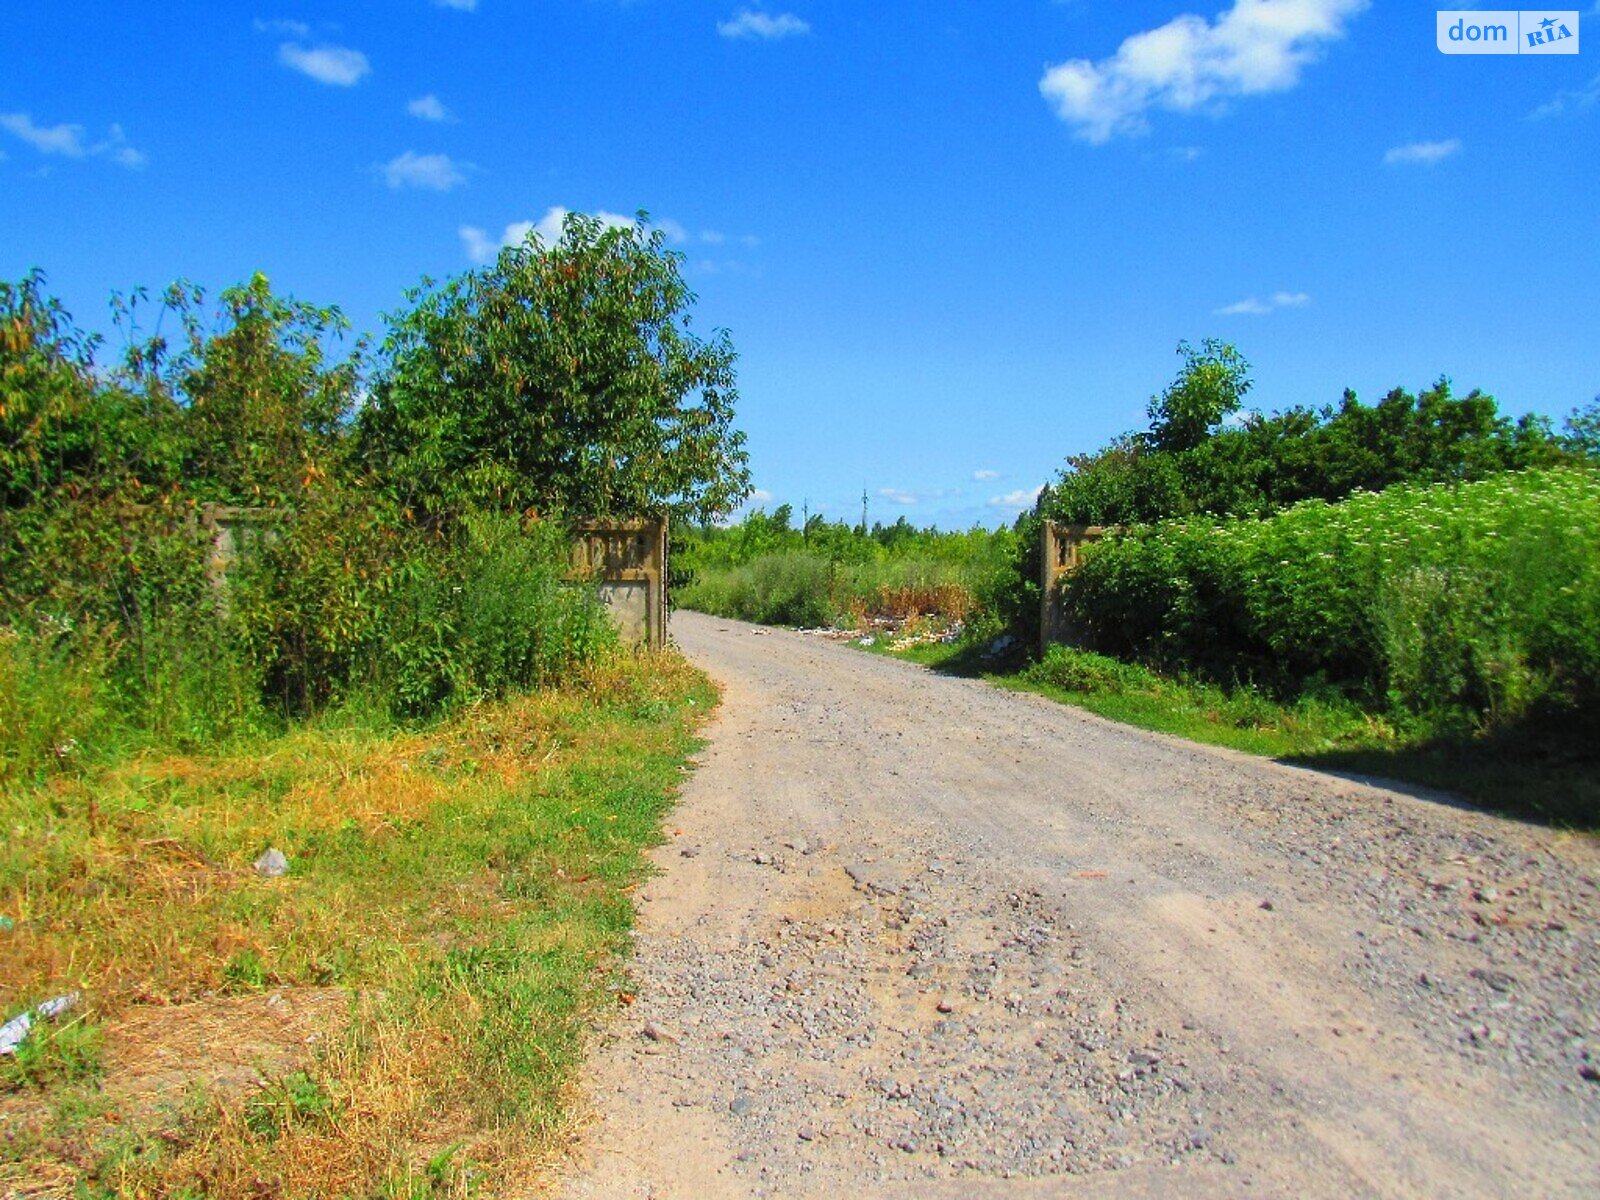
<box><xmin>1</xmin><ymin>653</ymin><xmax>714</xmax><ymax>1198</ymax></box>
<box><xmin>868</xmin><ymin>639</ymin><xmax>1599</xmax><ymax>829</ymax></box>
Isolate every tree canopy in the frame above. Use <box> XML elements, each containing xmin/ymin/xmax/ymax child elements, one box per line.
<box><xmin>360</xmin><ymin>212</ymin><xmax>750</xmax><ymax>524</ymax></box>
<box><xmin>1046</xmin><ymin>353</ymin><xmax>1564</xmax><ymax>527</ymax></box>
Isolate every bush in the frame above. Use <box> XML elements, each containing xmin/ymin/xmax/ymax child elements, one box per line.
<box><xmin>678</xmin><ymin>552</ymin><xmax>840</xmax><ymax>627</ymax></box>
<box><xmin>1061</xmin><ymin>467</ymin><xmax>1600</xmax><ymax>729</ymax></box>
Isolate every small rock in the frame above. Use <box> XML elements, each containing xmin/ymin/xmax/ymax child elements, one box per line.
<box><xmin>254</xmin><ymin>848</ymin><xmax>290</xmax><ymax>878</ymax></box>
<box><xmin>1258</xmin><ymin>900</ymin><xmax>1275</xmax><ymax>912</ymax></box>
<box><xmin>730</xmin><ymin>1094</ymin><xmax>753</xmax><ymax>1116</ymax></box>
<box><xmin>797</xmin><ymin>1127</ymin><xmax>816</xmax><ymax>1142</ymax></box>
<box><xmin>936</xmin><ymin>998</ymin><xmax>955</xmax><ymax>1014</ymax></box>
<box><xmin>1579</xmin><ymin>1064</ymin><xmax>1600</xmax><ymax>1084</ymax></box>
<box><xmin>680</xmin><ymin>846</ymin><xmax>702</xmax><ymax>858</ymax></box>
<box><xmin>642</xmin><ymin>1022</ymin><xmax>678</xmax><ymax>1044</ymax></box>
<box><xmin>1468</xmin><ymin>967</ymin><xmax>1517</xmax><ymax>993</ymax></box>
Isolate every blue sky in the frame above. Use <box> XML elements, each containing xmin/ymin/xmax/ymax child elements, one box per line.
<box><xmin>3</xmin><ymin>2</ymin><xmax>1597</xmax><ymax>528</ymax></box>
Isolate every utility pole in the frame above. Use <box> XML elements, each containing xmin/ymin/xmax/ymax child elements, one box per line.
<box><xmin>860</xmin><ymin>486</ymin><xmax>869</xmax><ymax>536</ymax></box>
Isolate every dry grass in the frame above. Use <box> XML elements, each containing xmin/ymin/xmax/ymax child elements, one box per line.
<box><xmin>870</xmin><ymin>582</ymin><xmax>975</xmax><ymax>623</ymax></box>
<box><xmin>0</xmin><ymin>650</ymin><xmax>715</xmax><ymax>1197</ymax></box>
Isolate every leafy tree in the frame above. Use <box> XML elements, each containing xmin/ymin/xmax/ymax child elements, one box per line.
<box><xmin>1050</xmin><ymin>372</ymin><xmax>1562</xmax><ymax>527</ymax></box>
<box><xmin>1146</xmin><ymin>338</ymin><xmax>1252</xmax><ymax>453</ymax></box>
<box><xmin>115</xmin><ymin>274</ymin><xmax>362</xmax><ymax>506</ymax></box>
<box><xmin>2</xmin><ymin>271</ymin><xmax>114</xmax><ymax>509</ymax></box>
<box><xmin>1565</xmin><ymin>395</ymin><xmax>1600</xmax><ymax>459</ymax></box>
<box><xmin>361</xmin><ymin>212</ymin><xmax>750</xmax><ymax>524</ymax></box>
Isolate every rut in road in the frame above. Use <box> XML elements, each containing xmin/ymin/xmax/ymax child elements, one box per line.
<box><xmin>548</xmin><ymin>611</ymin><xmax>1600</xmax><ymax>1199</ymax></box>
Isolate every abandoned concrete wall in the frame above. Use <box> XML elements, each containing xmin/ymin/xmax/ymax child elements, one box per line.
<box><xmin>1039</xmin><ymin>521</ymin><xmax>1115</xmax><ymax>654</ymax></box>
<box><xmin>568</xmin><ymin>517</ymin><xmax>669</xmax><ymax>650</ymax></box>
<box><xmin>199</xmin><ymin>507</ymin><xmax>669</xmax><ymax>650</ymax></box>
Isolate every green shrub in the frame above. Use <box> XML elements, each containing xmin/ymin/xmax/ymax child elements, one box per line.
<box><xmin>679</xmin><ymin>552</ymin><xmax>840</xmax><ymax>627</ymax></box>
<box><xmin>1027</xmin><ymin>644</ymin><xmax>1163</xmax><ymax>695</ymax></box>
<box><xmin>1062</xmin><ymin>467</ymin><xmax>1600</xmax><ymax>729</ymax></box>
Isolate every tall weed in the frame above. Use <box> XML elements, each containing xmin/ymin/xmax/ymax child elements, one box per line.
<box><xmin>1062</xmin><ymin>467</ymin><xmax>1600</xmax><ymax>729</ymax></box>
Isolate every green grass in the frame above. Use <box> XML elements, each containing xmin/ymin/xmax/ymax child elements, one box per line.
<box><xmin>866</xmin><ymin>639</ymin><xmax>1599</xmax><ymax>829</ymax></box>
<box><xmin>0</xmin><ymin>651</ymin><xmax>715</xmax><ymax>1197</ymax></box>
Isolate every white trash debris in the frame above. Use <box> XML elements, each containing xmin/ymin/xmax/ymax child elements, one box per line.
<box><xmin>254</xmin><ymin>847</ymin><xmax>290</xmax><ymax>878</ymax></box>
<box><xmin>0</xmin><ymin>992</ymin><xmax>82</xmax><ymax>1056</ymax></box>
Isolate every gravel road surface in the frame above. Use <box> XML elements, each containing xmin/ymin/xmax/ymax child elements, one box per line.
<box><xmin>549</xmin><ymin>611</ymin><xmax>1600</xmax><ymax>1198</ymax></box>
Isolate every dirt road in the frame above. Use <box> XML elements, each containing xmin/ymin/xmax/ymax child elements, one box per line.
<box><xmin>550</xmin><ymin>612</ymin><xmax>1600</xmax><ymax>1198</ymax></box>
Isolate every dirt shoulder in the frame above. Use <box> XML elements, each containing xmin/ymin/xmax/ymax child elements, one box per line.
<box><xmin>547</xmin><ymin>611</ymin><xmax>1600</xmax><ymax>1199</ymax></box>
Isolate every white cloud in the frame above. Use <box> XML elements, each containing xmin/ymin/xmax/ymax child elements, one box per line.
<box><xmin>718</xmin><ymin>10</ymin><xmax>811</xmax><ymax>40</ymax></box>
<box><xmin>98</xmin><ymin>125</ymin><xmax>147</xmax><ymax>170</ymax></box>
<box><xmin>433</xmin><ymin>0</ymin><xmax>478</xmax><ymax>9</ymax></box>
<box><xmin>973</xmin><ymin>469</ymin><xmax>1001</xmax><ymax>481</ymax></box>
<box><xmin>460</xmin><ymin>206</ymin><xmax>638</xmax><ymax>263</ymax></box>
<box><xmin>878</xmin><ymin>488</ymin><xmax>921</xmax><ymax>506</ymax></box>
<box><xmin>253</xmin><ymin>18</ymin><xmax>311</xmax><ymax>37</ymax></box>
<box><xmin>0</xmin><ymin>112</ymin><xmax>85</xmax><ymax>157</ymax></box>
<box><xmin>0</xmin><ymin>113</ymin><xmax>146</xmax><ymax>169</ymax></box>
<box><xmin>1040</xmin><ymin>0</ymin><xmax>1369</xmax><ymax>143</ymax></box>
<box><xmin>383</xmin><ymin>151</ymin><xmax>467</xmax><ymax>191</ymax></box>
<box><xmin>1215</xmin><ymin>290</ymin><xmax>1310</xmax><ymax>315</ymax></box>
<box><xmin>656</xmin><ymin>217</ymin><xmax>690</xmax><ymax>245</ymax></box>
<box><xmin>1384</xmin><ymin>138</ymin><xmax>1461</xmax><ymax>166</ymax></box>
<box><xmin>1169</xmin><ymin>145</ymin><xmax>1205</xmax><ymax>162</ymax></box>
<box><xmin>407</xmin><ymin>94</ymin><xmax>452</xmax><ymax>122</ymax></box>
<box><xmin>988</xmin><ymin>486</ymin><xmax>1045</xmax><ymax>510</ymax></box>
<box><xmin>699</xmin><ymin>229</ymin><xmax>726</xmax><ymax>245</ymax></box>
<box><xmin>747</xmin><ymin>488</ymin><xmax>775</xmax><ymax>505</ymax></box>
<box><xmin>1531</xmin><ymin>73</ymin><xmax>1599</xmax><ymax>119</ymax></box>
<box><xmin>278</xmin><ymin>42</ymin><xmax>371</xmax><ymax>87</ymax></box>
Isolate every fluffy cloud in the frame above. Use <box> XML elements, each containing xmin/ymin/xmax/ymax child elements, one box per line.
<box><xmin>0</xmin><ymin>113</ymin><xmax>145</xmax><ymax>168</ymax></box>
<box><xmin>407</xmin><ymin>94</ymin><xmax>452</xmax><ymax>122</ymax></box>
<box><xmin>433</xmin><ymin>0</ymin><xmax>477</xmax><ymax>10</ymax></box>
<box><xmin>0</xmin><ymin>112</ymin><xmax>84</xmax><ymax>156</ymax></box>
<box><xmin>972</xmin><ymin>469</ymin><xmax>1000</xmax><ymax>481</ymax></box>
<box><xmin>718</xmin><ymin>10</ymin><xmax>811</xmax><ymax>40</ymax></box>
<box><xmin>459</xmin><ymin>206</ymin><xmax>638</xmax><ymax>263</ymax></box>
<box><xmin>383</xmin><ymin>151</ymin><xmax>467</xmax><ymax>191</ymax></box>
<box><xmin>878</xmin><ymin>488</ymin><xmax>922</xmax><ymax>506</ymax></box>
<box><xmin>1040</xmin><ymin>0</ymin><xmax>1369</xmax><ymax>143</ymax></box>
<box><xmin>1215</xmin><ymin>290</ymin><xmax>1310</xmax><ymax>316</ymax></box>
<box><xmin>988</xmin><ymin>486</ymin><xmax>1045</xmax><ymax>510</ymax></box>
<box><xmin>1531</xmin><ymin>74</ymin><xmax>1599</xmax><ymax>119</ymax></box>
<box><xmin>278</xmin><ymin>42</ymin><xmax>371</xmax><ymax>86</ymax></box>
<box><xmin>1384</xmin><ymin>138</ymin><xmax>1461</xmax><ymax>166</ymax></box>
